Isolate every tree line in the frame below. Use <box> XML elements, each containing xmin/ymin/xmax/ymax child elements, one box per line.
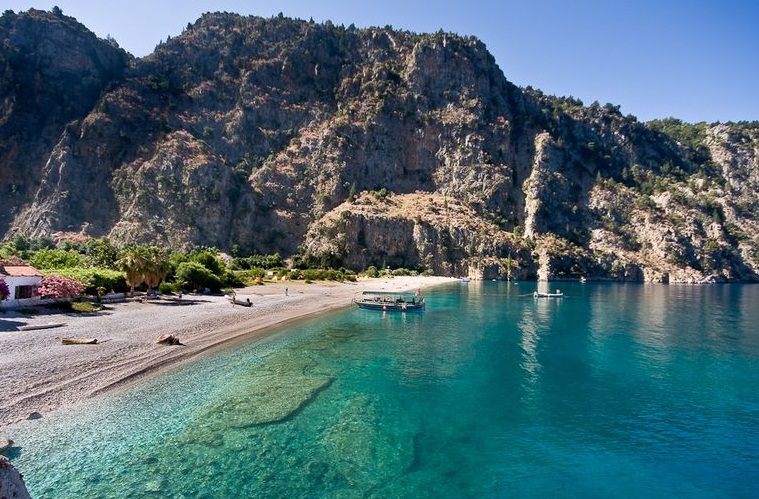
<box><xmin>0</xmin><ymin>235</ymin><xmax>368</xmax><ymax>301</ymax></box>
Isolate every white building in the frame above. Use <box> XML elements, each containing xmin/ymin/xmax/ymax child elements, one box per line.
<box><xmin>0</xmin><ymin>265</ymin><xmax>44</xmax><ymax>309</ymax></box>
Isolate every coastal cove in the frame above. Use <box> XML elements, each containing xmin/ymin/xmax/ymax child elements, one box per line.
<box><xmin>4</xmin><ymin>282</ymin><xmax>759</xmax><ymax>497</ymax></box>
<box><xmin>0</xmin><ymin>276</ymin><xmax>454</xmax><ymax>426</ymax></box>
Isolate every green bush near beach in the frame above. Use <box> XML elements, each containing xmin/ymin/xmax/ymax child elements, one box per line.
<box><xmin>290</xmin><ymin>268</ymin><xmax>357</xmax><ymax>282</ymax></box>
<box><xmin>46</xmin><ymin>301</ymin><xmax>102</xmax><ymax>313</ymax></box>
<box><xmin>158</xmin><ymin>282</ymin><xmax>177</xmax><ymax>294</ymax></box>
<box><xmin>48</xmin><ymin>267</ymin><xmax>128</xmax><ymax>295</ymax></box>
<box><xmin>174</xmin><ymin>261</ymin><xmax>223</xmax><ymax>292</ymax></box>
<box><xmin>233</xmin><ymin>268</ymin><xmax>267</xmax><ymax>286</ymax></box>
<box><xmin>29</xmin><ymin>248</ymin><xmax>85</xmax><ymax>269</ymax></box>
<box><xmin>70</xmin><ymin>302</ymin><xmax>103</xmax><ymax>313</ymax></box>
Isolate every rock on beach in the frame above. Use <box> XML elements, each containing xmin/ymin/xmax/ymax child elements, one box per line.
<box><xmin>0</xmin><ymin>436</ymin><xmax>12</xmax><ymax>454</ymax></box>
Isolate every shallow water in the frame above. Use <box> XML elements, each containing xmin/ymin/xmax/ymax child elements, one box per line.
<box><xmin>8</xmin><ymin>282</ymin><xmax>759</xmax><ymax>498</ymax></box>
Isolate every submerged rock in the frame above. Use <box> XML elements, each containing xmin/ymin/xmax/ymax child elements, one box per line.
<box><xmin>201</xmin><ymin>349</ymin><xmax>334</xmax><ymax>429</ymax></box>
<box><xmin>321</xmin><ymin>394</ymin><xmax>417</xmax><ymax>487</ymax></box>
<box><xmin>262</xmin><ymin>349</ymin><xmax>318</xmax><ymax>374</ymax></box>
<box><xmin>204</xmin><ymin>375</ymin><xmax>333</xmax><ymax>428</ymax></box>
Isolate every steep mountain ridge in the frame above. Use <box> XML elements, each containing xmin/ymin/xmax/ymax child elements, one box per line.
<box><xmin>2</xmin><ymin>9</ymin><xmax>758</xmax><ymax>281</ymax></box>
<box><xmin>0</xmin><ymin>8</ymin><xmax>129</xmax><ymax>235</ymax></box>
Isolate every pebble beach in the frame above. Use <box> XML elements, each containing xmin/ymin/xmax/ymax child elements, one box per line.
<box><xmin>0</xmin><ymin>276</ymin><xmax>455</xmax><ymax>427</ymax></box>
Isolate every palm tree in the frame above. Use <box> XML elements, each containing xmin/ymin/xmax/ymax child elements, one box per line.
<box><xmin>143</xmin><ymin>246</ymin><xmax>170</xmax><ymax>292</ymax></box>
<box><xmin>117</xmin><ymin>246</ymin><xmax>148</xmax><ymax>297</ymax></box>
<box><xmin>118</xmin><ymin>246</ymin><xmax>170</xmax><ymax>297</ymax></box>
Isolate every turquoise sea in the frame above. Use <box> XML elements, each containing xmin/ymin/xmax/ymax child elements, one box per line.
<box><xmin>7</xmin><ymin>282</ymin><xmax>759</xmax><ymax>498</ymax></box>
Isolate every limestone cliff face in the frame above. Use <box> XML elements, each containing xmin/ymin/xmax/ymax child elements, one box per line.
<box><xmin>2</xmin><ymin>9</ymin><xmax>758</xmax><ymax>281</ymax></box>
<box><xmin>300</xmin><ymin>192</ymin><xmax>534</xmax><ymax>278</ymax></box>
<box><xmin>0</xmin><ymin>9</ymin><xmax>129</xmax><ymax>236</ymax></box>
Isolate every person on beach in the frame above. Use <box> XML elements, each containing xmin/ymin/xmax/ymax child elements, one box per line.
<box><xmin>285</xmin><ymin>288</ymin><xmax>288</xmax><ymax>296</ymax></box>
<box><xmin>232</xmin><ymin>291</ymin><xmax>236</xmax><ymax>306</ymax></box>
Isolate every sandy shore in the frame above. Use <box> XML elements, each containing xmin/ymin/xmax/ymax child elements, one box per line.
<box><xmin>0</xmin><ymin>276</ymin><xmax>455</xmax><ymax>428</ymax></box>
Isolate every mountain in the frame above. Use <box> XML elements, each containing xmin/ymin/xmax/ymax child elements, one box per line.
<box><xmin>1</xmin><ymin>8</ymin><xmax>758</xmax><ymax>282</ymax></box>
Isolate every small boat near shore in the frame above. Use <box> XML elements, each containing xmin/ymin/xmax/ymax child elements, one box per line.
<box><xmin>226</xmin><ymin>295</ymin><xmax>252</xmax><ymax>307</ymax></box>
<box><xmin>353</xmin><ymin>290</ymin><xmax>425</xmax><ymax>311</ymax></box>
<box><xmin>533</xmin><ymin>290</ymin><xmax>563</xmax><ymax>298</ymax></box>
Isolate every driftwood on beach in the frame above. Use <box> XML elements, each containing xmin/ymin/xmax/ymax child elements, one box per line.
<box><xmin>17</xmin><ymin>323</ymin><xmax>66</xmax><ymax>331</ymax></box>
<box><xmin>61</xmin><ymin>337</ymin><xmax>98</xmax><ymax>345</ymax></box>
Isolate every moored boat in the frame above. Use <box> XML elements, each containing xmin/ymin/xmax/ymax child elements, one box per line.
<box><xmin>533</xmin><ymin>290</ymin><xmax>563</xmax><ymax>298</ymax></box>
<box><xmin>227</xmin><ymin>295</ymin><xmax>252</xmax><ymax>307</ymax></box>
<box><xmin>353</xmin><ymin>289</ymin><xmax>425</xmax><ymax>311</ymax></box>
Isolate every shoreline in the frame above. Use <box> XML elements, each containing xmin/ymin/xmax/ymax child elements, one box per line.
<box><xmin>0</xmin><ymin>276</ymin><xmax>456</xmax><ymax>428</ymax></box>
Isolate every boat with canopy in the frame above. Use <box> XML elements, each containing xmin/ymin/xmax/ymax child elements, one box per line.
<box><xmin>353</xmin><ymin>289</ymin><xmax>425</xmax><ymax>311</ymax></box>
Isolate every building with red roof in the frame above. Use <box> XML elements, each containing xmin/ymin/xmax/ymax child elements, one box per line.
<box><xmin>0</xmin><ymin>264</ymin><xmax>44</xmax><ymax>308</ymax></box>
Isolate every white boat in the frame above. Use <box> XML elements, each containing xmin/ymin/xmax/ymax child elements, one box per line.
<box><xmin>533</xmin><ymin>290</ymin><xmax>563</xmax><ymax>298</ymax></box>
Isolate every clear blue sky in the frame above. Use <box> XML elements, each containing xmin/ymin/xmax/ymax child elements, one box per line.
<box><xmin>5</xmin><ymin>0</ymin><xmax>758</xmax><ymax>123</ymax></box>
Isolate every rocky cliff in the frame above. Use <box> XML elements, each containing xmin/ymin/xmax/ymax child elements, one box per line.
<box><xmin>0</xmin><ymin>8</ymin><xmax>129</xmax><ymax>237</ymax></box>
<box><xmin>2</xmin><ymin>9</ymin><xmax>758</xmax><ymax>281</ymax></box>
